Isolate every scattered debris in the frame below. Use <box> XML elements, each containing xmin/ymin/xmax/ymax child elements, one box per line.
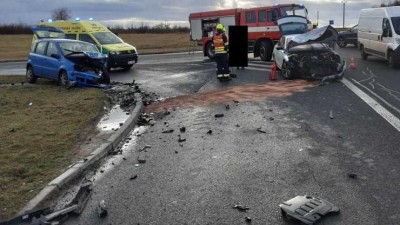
<box><xmin>180</xmin><ymin>127</ymin><xmax>186</xmax><ymax>133</ymax></box>
<box><xmin>97</xmin><ymin>200</ymin><xmax>108</xmax><ymax>218</ymax></box>
<box><xmin>139</xmin><ymin>145</ymin><xmax>151</xmax><ymax>152</ymax></box>
<box><xmin>215</xmin><ymin>113</ymin><xmax>224</xmax><ymax>118</ymax></box>
<box><xmin>225</xmin><ymin>104</ymin><xmax>230</xmax><ymax>110</ymax></box>
<box><xmin>206</xmin><ymin>130</ymin><xmax>213</xmax><ymax>135</ymax></box>
<box><xmin>137</xmin><ymin>157</ymin><xmax>146</xmax><ymax>164</ymax></box>
<box><xmin>233</xmin><ymin>100</ymin><xmax>239</xmax><ymax>104</ymax></box>
<box><xmin>130</xmin><ymin>175</ymin><xmax>138</xmax><ymax>180</ymax></box>
<box><xmin>175</xmin><ymin>151</ymin><xmax>178</xmax><ymax>154</ymax></box>
<box><xmin>347</xmin><ymin>173</ymin><xmax>358</xmax><ymax>179</ymax></box>
<box><xmin>28</xmin><ymin>102</ymin><xmax>33</xmax><ymax>106</ymax></box>
<box><xmin>329</xmin><ymin>110</ymin><xmax>334</xmax><ymax>119</ymax></box>
<box><xmin>178</xmin><ymin>135</ymin><xmax>186</xmax><ymax>142</ymax></box>
<box><xmin>280</xmin><ymin>195</ymin><xmax>339</xmax><ymax>224</ymax></box>
<box><xmin>269</xmin><ymin>117</ymin><xmax>274</xmax><ymax>121</ymax></box>
<box><xmin>256</xmin><ymin>128</ymin><xmax>266</xmax><ymax>133</ymax></box>
<box><xmin>245</xmin><ymin>216</ymin><xmax>252</xmax><ymax>222</ymax></box>
<box><xmin>164</xmin><ymin>111</ymin><xmax>171</xmax><ymax>115</ymax></box>
<box><xmin>233</xmin><ymin>204</ymin><xmax>250</xmax><ymax>211</ymax></box>
<box><xmin>235</xmin><ymin>124</ymin><xmax>240</xmax><ymax>127</ymax></box>
<box><xmin>162</xmin><ymin>129</ymin><xmax>174</xmax><ymax>133</ymax></box>
<box><xmin>9</xmin><ymin>128</ymin><xmax>15</xmax><ymax>132</ymax></box>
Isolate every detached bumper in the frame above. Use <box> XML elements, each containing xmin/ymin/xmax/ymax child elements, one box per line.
<box><xmin>108</xmin><ymin>53</ymin><xmax>138</xmax><ymax>68</ymax></box>
<box><xmin>71</xmin><ymin>71</ymin><xmax>104</xmax><ymax>87</ymax></box>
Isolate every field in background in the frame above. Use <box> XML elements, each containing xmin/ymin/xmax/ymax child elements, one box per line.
<box><xmin>0</xmin><ymin>32</ymin><xmax>201</xmax><ymax>62</ymax></box>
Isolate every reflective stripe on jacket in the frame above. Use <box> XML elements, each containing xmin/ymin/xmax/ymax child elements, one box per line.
<box><xmin>213</xmin><ymin>33</ymin><xmax>227</xmax><ymax>54</ymax></box>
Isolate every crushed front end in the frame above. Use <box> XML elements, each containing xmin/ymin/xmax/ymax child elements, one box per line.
<box><xmin>65</xmin><ymin>52</ymin><xmax>110</xmax><ymax>87</ymax></box>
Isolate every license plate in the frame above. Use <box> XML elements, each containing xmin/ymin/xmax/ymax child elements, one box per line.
<box><xmin>128</xmin><ymin>61</ymin><xmax>134</xmax><ymax>64</ymax></box>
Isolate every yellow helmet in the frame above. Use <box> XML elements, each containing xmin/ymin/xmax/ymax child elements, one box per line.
<box><xmin>216</xmin><ymin>23</ymin><xmax>224</xmax><ymax>30</ymax></box>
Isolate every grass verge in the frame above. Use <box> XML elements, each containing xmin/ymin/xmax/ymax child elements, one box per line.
<box><xmin>0</xmin><ymin>76</ymin><xmax>106</xmax><ymax>220</ymax></box>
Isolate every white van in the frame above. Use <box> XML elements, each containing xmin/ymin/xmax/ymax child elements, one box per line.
<box><xmin>358</xmin><ymin>6</ymin><xmax>400</xmax><ymax>68</ymax></box>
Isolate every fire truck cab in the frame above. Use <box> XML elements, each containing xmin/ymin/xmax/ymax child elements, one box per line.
<box><xmin>189</xmin><ymin>4</ymin><xmax>311</xmax><ymax>61</ymax></box>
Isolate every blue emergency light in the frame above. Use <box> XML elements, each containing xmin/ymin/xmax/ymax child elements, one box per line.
<box><xmin>75</xmin><ymin>17</ymin><xmax>80</xmax><ymax>21</ymax></box>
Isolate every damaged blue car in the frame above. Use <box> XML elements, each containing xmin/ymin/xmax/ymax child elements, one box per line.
<box><xmin>26</xmin><ymin>26</ymin><xmax>110</xmax><ymax>87</ymax></box>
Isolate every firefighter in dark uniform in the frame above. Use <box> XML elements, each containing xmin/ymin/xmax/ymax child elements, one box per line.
<box><xmin>212</xmin><ymin>23</ymin><xmax>229</xmax><ymax>79</ymax></box>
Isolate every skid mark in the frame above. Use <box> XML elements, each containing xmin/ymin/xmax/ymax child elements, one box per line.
<box><xmin>145</xmin><ymin>80</ymin><xmax>318</xmax><ymax>113</ymax></box>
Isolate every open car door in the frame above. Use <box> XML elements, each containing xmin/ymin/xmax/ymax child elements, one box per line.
<box><xmin>30</xmin><ymin>25</ymin><xmax>65</xmax><ymax>39</ymax></box>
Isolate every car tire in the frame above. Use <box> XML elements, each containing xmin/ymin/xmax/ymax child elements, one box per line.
<box><xmin>388</xmin><ymin>51</ymin><xmax>398</xmax><ymax>68</ymax></box>
<box><xmin>281</xmin><ymin>62</ymin><xmax>291</xmax><ymax>79</ymax></box>
<box><xmin>260</xmin><ymin>41</ymin><xmax>272</xmax><ymax>61</ymax></box>
<box><xmin>101</xmin><ymin>68</ymin><xmax>111</xmax><ymax>84</ymax></box>
<box><xmin>360</xmin><ymin>45</ymin><xmax>368</xmax><ymax>60</ymax></box>
<box><xmin>206</xmin><ymin>42</ymin><xmax>215</xmax><ymax>60</ymax></box>
<box><xmin>59</xmin><ymin>70</ymin><xmax>70</xmax><ymax>87</ymax></box>
<box><xmin>123</xmin><ymin>64</ymin><xmax>133</xmax><ymax>70</ymax></box>
<box><xmin>26</xmin><ymin>66</ymin><xmax>37</xmax><ymax>84</ymax></box>
<box><xmin>337</xmin><ymin>38</ymin><xmax>347</xmax><ymax>48</ymax></box>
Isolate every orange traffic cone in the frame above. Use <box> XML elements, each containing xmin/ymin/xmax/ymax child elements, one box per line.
<box><xmin>349</xmin><ymin>56</ymin><xmax>356</xmax><ymax>69</ymax></box>
<box><xmin>270</xmin><ymin>63</ymin><xmax>277</xmax><ymax>80</ymax></box>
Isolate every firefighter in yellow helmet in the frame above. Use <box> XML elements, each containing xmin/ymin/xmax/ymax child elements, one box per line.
<box><xmin>212</xmin><ymin>23</ymin><xmax>229</xmax><ymax>79</ymax></box>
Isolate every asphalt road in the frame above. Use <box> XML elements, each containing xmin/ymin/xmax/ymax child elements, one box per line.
<box><xmin>2</xmin><ymin>48</ymin><xmax>400</xmax><ymax>224</ymax></box>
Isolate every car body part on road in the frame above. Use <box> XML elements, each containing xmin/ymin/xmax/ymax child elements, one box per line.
<box><xmin>337</xmin><ymin>25</ymin><xmax>358</xmax><ymax>48</ymax></box>
<box><xmin>37</xmin><ymin>20</ymin><xmax>138</xmax><ymax>70</ymax></box>
<box><xmin>358</xmin><ymin>6</ymin><xmax>400</xmax><ymax>68</ymax></box>
<box><xmin>189</xmin><ymin>4</ymin><xmax>312</xmax><ymax>61</ymax></box>
<box><xmin>273</xmin><ymin>25</ymin><xmax>346</xmax><ymax>82</ymax></box>
<box><xmin>27</xmin><ymin>35</ymin><xmax>110</xmax><ymax>88</ymax></box>
<box><xmin>279</xmin><ymin>195</ymin><xmax>340</xmax><ymax>224</ymax></box>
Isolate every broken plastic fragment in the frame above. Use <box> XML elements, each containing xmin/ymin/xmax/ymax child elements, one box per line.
<box><xmin>215</xmin><ymin>113</ymin><xmax>224</xmax><ymax>118</ymax></box>
<box><xmin>279</xmin><ymin>195</ymin><xmax>339</xmax><ymax>225</ymax></box>
<box><xmin>233</xmin><ymin>204</ymin><xmax>250</xmax><ymax>211</ymax></box>
<box><xmin>97</xmin><ymin>200</ymin><xmax>108</xmax><ymax>218</ymax></box>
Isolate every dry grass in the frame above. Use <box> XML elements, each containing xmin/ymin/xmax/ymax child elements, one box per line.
<box><xmin>0</xmin><ymin>33</ymin><xmax>201</xmax><ymax>61</ymax></box>
<box><xmin>0</xmin><ymin>76</ymin><xmax>106</xmax><ymax>220</ymax></box>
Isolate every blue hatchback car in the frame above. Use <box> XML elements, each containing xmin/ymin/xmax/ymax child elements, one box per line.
<box><xmin>27</xmin><ymin>26</ymin><xmax>110</xmax><ymax>87</ymax></box>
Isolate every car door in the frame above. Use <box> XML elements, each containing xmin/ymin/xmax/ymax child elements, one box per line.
<box><xmin>42</xmin><ymin>41</ymin><xmax>62</xmax><ymax>78</ymax></box>
<box><xmin>273</xmin><ymin>36</ymin><xmax>286</xmax><ymax>69</ymax></box>
<box><xmin>348</xmin><ymin>25</ymin><xmax>358</xmax><ymax>45</ymax></box>
<box><xmin>381</xmin><ymin>18</ymin><xmax>393</xmax><ymax>58</ymax></box>
<box><xmin>31</xmin><ymin>41</ymin><xmax>48</xmax><ymax>77</ymax></box>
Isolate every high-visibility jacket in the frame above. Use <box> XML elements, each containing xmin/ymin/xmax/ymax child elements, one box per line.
<box><xmin>213</xmin><ymin>32</ymin><xmax>228</xmax><ymax>54</ymax></box>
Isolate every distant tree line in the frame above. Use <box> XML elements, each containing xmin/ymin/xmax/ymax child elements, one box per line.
<box><xmin>0</xmin><ymin>23</ymin><xmax>189</xmax><ymax>34</ymax></box>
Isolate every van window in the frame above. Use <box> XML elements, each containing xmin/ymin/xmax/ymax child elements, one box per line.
<box><xmin>65</xmin><ymin>34</ymin><xmax>77</xmax><ymax>40</ymax></box>
<box><xmin>92</xmin><ymin>32</ymin><xmax>123</xmax><ymax>45</ymax></box>
<box><xmin>35</xmin><ymin>41</ymin><xmax>47</xmax><ymax>55</ymax></box>
<box><xmin>46</xmin><ymin>42</ymin><xmax>58</xmax><ymax>57</ymax></box>
<box><xmin>79</xmin><ymin>34</ymin><xmax>96</xmax><ymax>45</ymax></box>
<box><xmin>246</xmin><ymin>11</ymin><xmax>256</xmax><ymax>23</ymax></box>
<box><xmin>391</xmin><ymin>17</ymin><xmax>400</xmax><ymax>35</ymax></box>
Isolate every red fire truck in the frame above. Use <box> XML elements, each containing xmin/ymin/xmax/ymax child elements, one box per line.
<box><xmin>189</xmin><ymin>4</ymin><xmax>312</xmax><ymax>61</ymax></box>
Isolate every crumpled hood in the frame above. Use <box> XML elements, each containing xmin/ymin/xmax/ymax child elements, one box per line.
<box><xmin>287</xmin><ymin>25</ymin><xmax>338</xmax><ymax>49</ymax></box>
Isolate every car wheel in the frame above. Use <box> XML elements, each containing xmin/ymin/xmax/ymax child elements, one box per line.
<box><xmin>260</xmin><ymin>41</ymin><xmax>272</xmax><ymax>61</ymax></box>
<box><xmin>281</xmin><ymin>62</ymin><xmax>291</xmax><ymax>79</ymax></box>
<box><xmin>388</xmin><ymin>51</ymin><xmax>397</xmax><ymax>68</ymax></box>
<box><xmin>123</xmin><ymin>64</ymin><xmax>133</xmax><ymax>70</ymax></box>
<box><xmin>206</xmin><ymin>42</ymin><xmax>215</xmax><ymax>60</ymax></box>
<box><xmin>26</xmin><ymin>66</ymin><xmax>37</xmax><ymax>84</ymax></box>
<box><xmin>59</xmin><ymin>70</ymin><xmax>70</xmax><ymax>87</ymax></box>
<box><xmin>100</xmin><ymin>68</ymin><xmax>111</xmax><ymax>84</ymax></box>
<box><xmin>360</xmin><ymin>45</ymin><xmax>368</xmax><ymax>60</ymax></box>
<box><xmin>337</xmin><ymin>38</ymin><xmax>347</xmax><ymax>48</ymax></box>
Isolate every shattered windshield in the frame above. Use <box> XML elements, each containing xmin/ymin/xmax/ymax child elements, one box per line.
<box><xmin>280</xmin><ymin>5</ymin><xmax>308</xmax><ymax>18</ymax></box>
<box><xmin>391</xmin><ymin>17</ymin><xmax>400</xmax><ymax>35</ymax></box>
<box><xmin>93</xmin><ymin>32</ymin><xmax>123</xmax><ymax>45</ymax></box>
<box><xmin>280</xmin><ymin>23</ymin><xmax>308</xmax><ymax>35</ymax></box>
<box><xmin>59</xmin><ymin>42</ymin><xmax>99</xmax><ymax>55</ymax></box>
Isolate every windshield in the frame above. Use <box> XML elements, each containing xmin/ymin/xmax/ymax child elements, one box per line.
<box><xmin>280</xmin><ymin>5</ymin><xmax>308</xmax><ymax>18</ymax></box>
<box><xmin>93</xmin><ymin>32</ymin><xmax>123</xmax><ymax>45</ymax></box>
<box><xmin>391</xmin><ymin>17</ymin><xmax>400</xmax><ymax>35</ymax></box>
<box><xmin>280</xmin><ymin>23</ymin><xmax>308</xmax><ymax>35</ymax></box>
<box><xmin>59</xmin><ymin>42</ymin><xmax>99</xmax><ymax>55</ymax></box>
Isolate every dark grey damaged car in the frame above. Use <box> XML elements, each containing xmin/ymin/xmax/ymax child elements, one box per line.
<box><xmin>273</xmin><ymin>24</ymin><xmax>347</xmax><ymax>82</ymax></box>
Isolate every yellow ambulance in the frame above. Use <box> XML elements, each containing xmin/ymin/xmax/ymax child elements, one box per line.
<box><xmin>40</xmin><ymin>19</ymin><xmax>138</xmax><ymax>70</ymax></box>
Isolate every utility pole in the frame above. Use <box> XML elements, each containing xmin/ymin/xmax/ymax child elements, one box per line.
<box><xmin>317</xmin><ymin>10</ymin><xmax>319</xmax><ymax>24</ymax></box>
<box><xmin>342</xmin><ymin>0</ymin><xmax>347</xmax><ymax>28</ymax></box>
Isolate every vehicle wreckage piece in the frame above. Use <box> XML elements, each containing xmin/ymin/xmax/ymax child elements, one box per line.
<box><xmin>279</xmin><ymin>195</ymin><xmax>339</xmax><ymax>224</ymax></box>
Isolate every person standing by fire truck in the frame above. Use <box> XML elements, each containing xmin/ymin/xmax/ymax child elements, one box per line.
<box><xmin>212</xmin><ymin>23</ymin><xmax>229</xmax><ymax>79</ymax></box>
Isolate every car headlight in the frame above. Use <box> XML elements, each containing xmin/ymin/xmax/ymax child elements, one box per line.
<box><xmin>109</xmin><ymin>51</ymin><xmax>121</xmax><ymax>55</ymax></box>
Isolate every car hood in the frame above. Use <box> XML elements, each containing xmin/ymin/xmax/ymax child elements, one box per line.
<box><xmin>287</xmin><ymin>25</ymin><xmax>338</xmax><ymax>49</ymax></box>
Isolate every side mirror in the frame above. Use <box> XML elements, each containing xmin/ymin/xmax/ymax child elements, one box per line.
<box><xmin>51</xmin><ymin>53</ymin><xmax>60</xmax><ymax>59</ymax></box>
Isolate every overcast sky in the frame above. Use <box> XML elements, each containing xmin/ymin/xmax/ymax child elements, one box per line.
<box><xmin>0</xmin><ymin>0</ymin><xmax>391</xmax><ymax>28</ymax></box>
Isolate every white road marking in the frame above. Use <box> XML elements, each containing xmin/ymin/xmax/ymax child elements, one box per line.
<box><xmin>341</xmin><ymin>78</ymin><xmax>400</xmax><ymax>132</ymax></box>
